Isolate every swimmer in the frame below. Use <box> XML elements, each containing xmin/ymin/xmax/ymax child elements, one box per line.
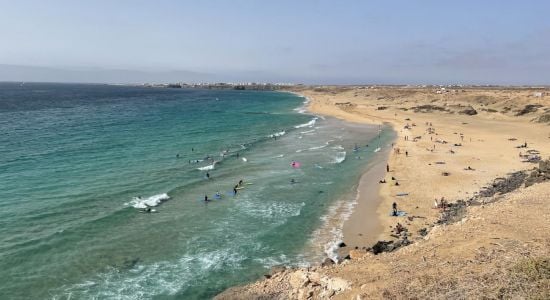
<box><xmin>204</xmin><ymin>195</ymin><xmax>209</xmax><ymax>202</ymax></box>
<box><xmin>290</xmin><ymin>178</ymin><xmax>296</xmax><ymax>184</ymax></box>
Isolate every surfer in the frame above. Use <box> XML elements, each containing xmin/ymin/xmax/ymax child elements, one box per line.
<box><xmin>238</xmin><ymin>179</ymin><xmax>243</xmax><ymax>187</ymax></box>
<box><xmin>204</xmin><ymin>195</ymin><xmax>209</xmax><ymax>202</ymax></box>
<box><xmin>233</xmin><ymin>185</ymin><xmax>238</xmax><ymax>195</ymax></box>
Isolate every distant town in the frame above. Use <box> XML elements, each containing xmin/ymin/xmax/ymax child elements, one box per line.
<box><xmin>141</xmin><ymin>82</ymin><xmax>298</xmax><ymax>91</ymax></box>
<box><xmin>139</xmin><ymin>82</ymin><xmax>550</xmax><ymax>93</ymax></box>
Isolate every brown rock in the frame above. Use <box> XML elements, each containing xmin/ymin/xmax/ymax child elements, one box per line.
<box><xmin>321</xmin><ymin>257</ymin><xmax>335</xmax><ymax>267</ymax></box>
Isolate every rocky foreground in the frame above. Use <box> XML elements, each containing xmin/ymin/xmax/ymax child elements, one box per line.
<box><xmin>216</xmin><ymin>162</ymin><xmax>549</xmax><ymax>299</ymax></box>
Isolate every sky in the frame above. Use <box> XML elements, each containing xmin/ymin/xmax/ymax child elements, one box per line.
<box><xmin>0</xmin><ymin>0</ymin><xmax>549</xmax><ymax>84</ymax></box>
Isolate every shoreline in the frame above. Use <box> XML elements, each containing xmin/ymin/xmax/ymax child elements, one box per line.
<box><xmin>216</xmin><ymin>86</ymin><xmax>550</xmax><ymax>299</ymax></box>
<box><xmin>297</xmin><ymin>92</ymin><xmax>395</xmax><ymax>258</ymax></box>
<box><xmin>340</xmin><ymin>142</ymin><xmax>392</xmax><ymax>250</ymax></box>
<box><xmin>302</xmin><ymin>94</ymin><xmax>397</xmax><ymax>255</ymax></box>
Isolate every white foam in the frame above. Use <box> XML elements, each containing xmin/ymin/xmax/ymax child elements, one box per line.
<box><xmin>293</xmin><ymin>96</ymin><xmax>310</xmax><ymax>114</ymax></box>
<box><xmin>332</xmin><ymin>152</ymin><xmax>346</xmax><ymax>164</ymax></box>
<box><xmin>197</xmin><ymin>162</ymin><xmax>216</xmax><ymax>171</ymax></box>
<box><xmin>269</xmin><ymin>131</ymin><xmax>286</xmax><ymax>138</ymax></box>
<box><xmin>58</xmin><ymin>247</ymin><xmax>247</xmax><ymax>299</ymax></box>
<box><xmin>300</xmin><ymin>129</ymin><xmax>315</xmax><ymax>134</ymax></box>
<box><xmin>294</xmin><ymin>117</ymin><xmax>318</xmax><ymax>129</ymax></box>
<box><xmin>308</xmin><ymin>193</ymin><xmax>358</xmax><ymax>262</ymax></box>
<box><xmin>241</xmin><ymin>157</ymin><xmax>248</xmax><ymax>162</ymax></box>
<box><xmin>238</xmin><ymin>201</ymin><xmax>305</xmax><ymax>224</ymax></box>
<box><xmin>273</xmin><ymin>154</ymin><xmax>285</xmax><ymax>158</ymax></box>
<box><xmin>332</xmin><ymin>145</ymin><xmax>344</xmax><ymax>150</ymax></box>
<box><xmin>125</xmin><ymin>193</ymin><xmax>170</xmax><ymax>209</ymax></box>
<box><xmin>308</xmin><ymin>144</ymin><xmax>327</xmax><ymax>151</ymax></box>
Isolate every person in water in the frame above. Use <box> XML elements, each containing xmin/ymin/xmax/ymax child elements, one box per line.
<box><xmin>233</xmin><ymin>185</ymin><xmax>238</xmax><ymax>195</ymax></box>
<box><xmin>290</xmin><ymin>178</ymin><xmax>296</xmax><ymax>184</ymax></box>
<box><xmin>238</xmin><ymin>179</ymin><xmax>243</xmax><ymax>186</ymax></box>
<box><xmin>206</xmin><ymin>172</ymin><xmax>210</xmax><ymax>179</ymax></box>
<box><xmin>204</xmin><ymin>195</ymin><xmax>209</xmax><ymax>202</ymax></box>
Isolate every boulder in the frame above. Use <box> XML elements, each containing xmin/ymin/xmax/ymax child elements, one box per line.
<box><xmin>321</xmin><ymin>276</ymin><xmax>351</xmax><ymax>292</ymax></box>
<box><xmin>371</xmin><ymin>240</ymin><xmax>394</xmax><ymax>254</ymax></box>
<box><xmin>539</xmin><ymin>159</ymin><xmax>550</xmax><ymax>172</ymax></box>
<box><xmin>289</xmin><ymin>270</ymin><xmax>309</xmax><ymax>289</ymax></box>
<box><xmin>321</xmin><ymin>258</ymin><xmax>335</xmax><ymax>267</ymax></box>
<box><xmin>459</xmin><ymin>107</ymin><xmax>478</xmax><ymax>115</ymax></box>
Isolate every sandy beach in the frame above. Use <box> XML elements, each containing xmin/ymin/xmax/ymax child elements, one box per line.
<box><xmin>216</xmin><ymin>86</ymin><xmax>550</xmax><ymax>299</ymax></box>
<box><xmin>340</xmin><ymin>140</ymin><xmax>391</xmax><ymax>250</ymax></box>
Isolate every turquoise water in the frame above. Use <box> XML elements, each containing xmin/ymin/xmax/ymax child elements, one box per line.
<box><xmin>0</xmin><ymin>83</ymin><xmax>392</xmax><ymax>299</ymax></box>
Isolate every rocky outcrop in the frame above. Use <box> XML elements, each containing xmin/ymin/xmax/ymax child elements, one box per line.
<box><xmin>459</xmin><ymin>106</ymin><xmax>478</xmax><ymax>115</ymax></box>
<box><xmin>525</xmin><ymin>158</ymin><xmax>550</xmax><ymax>187</ymax></box>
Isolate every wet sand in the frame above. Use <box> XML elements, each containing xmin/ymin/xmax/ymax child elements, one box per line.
<box><xmin>341</xmin><ymin>143</ymin><xmax>391</xmax><ymax>249</ymax></box>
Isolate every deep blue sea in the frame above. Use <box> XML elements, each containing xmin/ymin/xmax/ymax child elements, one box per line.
<box><xmin>0</xmin><ymin>83</ymin><xmax>392</xmax><ymax>299</ymax></box>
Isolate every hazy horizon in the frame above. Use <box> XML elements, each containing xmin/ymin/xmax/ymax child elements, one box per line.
<box><xmin>1</xmin><ymin>1</ymin><xmax>549</xmax><ymax>85</ymax></box>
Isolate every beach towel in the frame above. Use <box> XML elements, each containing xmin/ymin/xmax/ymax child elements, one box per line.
<box><xmin>389</xmin><ymin>211</ymin><xmax>407</xmax><ymax>217</ymax></box>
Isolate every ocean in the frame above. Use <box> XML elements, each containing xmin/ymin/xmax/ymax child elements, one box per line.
<box><xmin>0</xmin><ymin>83</ymin><xmax>393</xmax><ymax>299</ymax></box>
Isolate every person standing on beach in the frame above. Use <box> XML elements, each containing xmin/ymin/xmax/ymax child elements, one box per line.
<box><xmin>392</xmin><ymin>202</ymin><xmax>398</xmax><ymax>216</ymax></box>
<box><xmin>387</xmin><ymin>164</ymin><xmax>390</xmax><ymax>172</ymax></box>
